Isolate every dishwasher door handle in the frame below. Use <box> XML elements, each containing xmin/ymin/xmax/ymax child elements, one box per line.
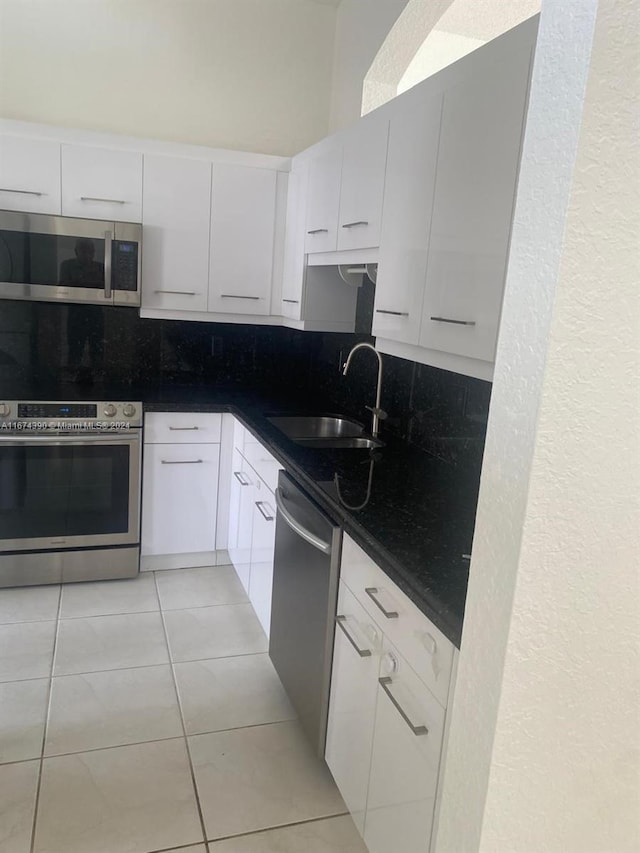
<box><xmin>275</xmin><ymin>487</ymin><xmax>332</xmax><ymax>555</ymax></box>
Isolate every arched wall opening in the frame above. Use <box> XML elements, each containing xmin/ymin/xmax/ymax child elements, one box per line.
<box><xmin>362</xmin><ymin>0</ymin><xmax>541</xmax><ymax>114</ymax></box>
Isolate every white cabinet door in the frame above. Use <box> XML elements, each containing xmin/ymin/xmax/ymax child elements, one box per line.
<box><xmin>208</xmin><ymin>164</ymin><xmax>276</xmax><ymax>315</ymax></box>
<box><xmin>373</xmin><ymin>91</ymin><xmax>443</xmax><ymax>345</ymax></box>
<box><xmin>61</xmin><ymin>145</ymin><xmax>142</xmax><ymax>222</ymax></box>
<box><xmin>248</xmin><ymin>479</ymin><xmax>276</xmax><ymax>637</ymax></box>
<box><xmin>337</xmin><ymin>115</ymin><xmax>389</xmax><ymax>252</ymax></box>
<box><xmin>141</xmin><ymin>154</ymin><xmax>211</xmax><ymax>312</ymax></box>
<box><xmin>0</xmin><ymin>136</ymin><xmax>61</xmax><ymax>214</ymax></box>
<box><xmin>281</xmin><ymin>164</ymin><xmax>308</xmax><ymax>320</ymax></box>
<box><xmin>304</xmin><ymin>143</ymin><xmax>342</xmax><ymax>254</ymax></box>
<box><xmin>227</xmin><ymin>450</ymin><xmax>255</xmax><ymax>594</ymax></box>
<box><xmin>141</xmin><ymin>443</ymin><xmax>219</xmax><ymax>556</ymax></box>
<box><xmin>364</xmin><ymin>639</ymin><xmax>446</xmax><ymax>853</ymax></box>
<box><xmin>419</xmin><ymin>47</ymin><xmax>532</xmax><ymax>363</ymax></box>
<box><xmin>326</xmin><ymin>581</ymin><xmax>382</xmax><ymax>836</ymax></box>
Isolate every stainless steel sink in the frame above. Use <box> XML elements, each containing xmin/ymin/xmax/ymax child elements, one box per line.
<box><xmin>267</xmin><ymin>416</ymin><xmax>365</xmax><ymax>440</ymax></box>
<box><xmin>267</xmin><ymin>415</ymin><xmax>384</xmax><ymax>450</ymax></box>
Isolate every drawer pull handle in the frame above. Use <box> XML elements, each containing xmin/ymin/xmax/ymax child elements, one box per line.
<box><xmin>365</xmin><ymin>587</ymin><xmax>398</xmax><ymax>619</ymax></box>
<box><xmin>168</xmin><ymin>426</ymin><xmax>199</xmax><ymax>431</ymax></box>
<box><xmin>220</xmin><ymin>294</ymin><xmax>260</xmax><ymax>300</ymax></box>
<box><xmin>429</xmin><ymin>316</ymin><xmax>476</xmax><ymax>326</ymax></box>
<box><xmin>376</xmin><ymin>309</ymin><xmax>409</xmax><ymax>317</ymax></box>
<box><xmin>255</xmin><ymin>500</ymin><xmax>275</xmax><ymax>522</ymax></box>
<box><xmin>80</xmin><ymin>196</ymin><xmax>126</xmax><ymax>204</ymax></box>
<box><xmin>0</xmin><ymin>187</ymin><xmax>45</xmax><ymax>196</ymax></box>
<box><xmin>335</xmin><ymin>615</ymin><xmax>371</xmax><ymax>657</ymax></box>
<box><xmin>342</xmin><ymin>220</ymin><xmax>369</xmax><ymax>228</ymax></box>
<box><xmin>161</xmin><ymin>459</ymin><xmax>203</xmax><ymax>464</ymax></box>
<box><xmin>282</xmin><ymin>299</ymin><xmax>299</xmax><ymax>304</ymax></box>
<box><xmin>379</xmin><ymin>677</ymin><xmax>429</xmax><ymax>736</ymax></box>
<box><xmin>307</xmin><ymin>228</ymin><xmax>329</xmax><ymax>234</ymax></box>
<box><xmin>233</xmin><ymin>470</ymin><xmax>250</xmax><ymax>486</ymax></box>
<box><xmin>154</xmin><ymin>290</ymin><xmax>197</xmax><ymax>296</ymax></box>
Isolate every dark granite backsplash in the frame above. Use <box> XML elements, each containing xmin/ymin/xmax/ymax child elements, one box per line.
<box><xmin>0</xmin><ymin>299</ymin><xmax>491</xmax><ymax>459</ymax></box>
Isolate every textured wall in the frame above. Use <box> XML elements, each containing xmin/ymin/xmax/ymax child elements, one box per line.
<box><xmin>435</xmin><ymin>0</ymin><xmax>640</xmax><ymax>850</ymax></box>
<box><xmin>0</xmin><ymin>0</ymin><xmax>336</xmax><ymax>155</ymax></box>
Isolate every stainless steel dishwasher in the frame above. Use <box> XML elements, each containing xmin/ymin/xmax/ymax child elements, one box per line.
<box><xmin>270</xmin><ymin>470</ymin><xmax>342</xmax><ymax>758</ymax></box>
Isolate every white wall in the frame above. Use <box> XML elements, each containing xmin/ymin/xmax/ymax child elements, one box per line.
<box><xmin>0</xmin><ymin>0</ymin><xmax>337</xmax><ymax>155</ymax></box>
<box><xmin>435</xmin><ymin>0</ymin><xmax>640</xmax><ymax>850</ymax></box>
<box><xmin>328</xmin><ymin>0</ymin><xmax>408</xmax><ymax>131</ymax></box>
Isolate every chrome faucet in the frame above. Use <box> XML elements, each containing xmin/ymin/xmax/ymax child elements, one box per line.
<box><xmin>341</xmin><ymin>343</ymin><xmax>387</xmax><ymax>438</ymax></box>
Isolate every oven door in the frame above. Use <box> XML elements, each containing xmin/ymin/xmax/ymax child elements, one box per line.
<box><xmin>0</xmin><ymin>433</ymin><xmax>141</xmax><ymax>552</ymax></box>
<box><xmin>0</xmin><ymin>210</ymin><xmax>141</xmax><ymax>307</ymax></box>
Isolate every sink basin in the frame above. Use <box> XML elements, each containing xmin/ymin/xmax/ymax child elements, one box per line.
<box><xmin>267</xmin><ymin>415</ymin><xmax>365</xmax><ymax>440</ymax></box>
<box><xmin>295</xmin><ymin>436</ymin><xmax>384</xmax><ymax>450</ymax></box>
<box><xmin>267</xmin><ymin>415</ymin><xmax>384</xmax><ymax>450</ymax></box>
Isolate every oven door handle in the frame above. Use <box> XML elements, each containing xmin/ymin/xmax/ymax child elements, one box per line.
<box><xmin>0</xmin><ymin>434</ymin><xmax>139</xmax><ymax>445</ymax></box>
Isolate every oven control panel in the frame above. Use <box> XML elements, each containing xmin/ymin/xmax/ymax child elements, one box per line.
<box><xmin>0</xmin><ymin>401</ymin><xmax>143</xmax><ymax>429</ymax></box>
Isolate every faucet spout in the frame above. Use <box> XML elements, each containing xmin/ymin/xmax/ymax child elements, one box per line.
<box><xmin>341</xmin><ymin>343</ymin><xmax>386</xmax><ymax>438</ymax></box>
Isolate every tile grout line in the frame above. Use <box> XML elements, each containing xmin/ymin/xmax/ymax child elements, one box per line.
<box><xmin>28</xmin><ymin>583</ymin><xmax>62</xmax><ymax>853</ymax></box>
<box><xmin>204</xmin><ymin>810</ymin><xmax>351</xmax><ymax>845</ymax></box>
<box><xmin>153</xmin><ymin>570</ymin><xmax>210</xmax><ymax>849</ymax></box>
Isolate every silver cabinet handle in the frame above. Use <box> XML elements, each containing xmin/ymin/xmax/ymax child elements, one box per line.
<box><xmin>376</xmin><ymin>309</ymin><xmax>409</xmax><ymax>317</ymax></box>
<box><xmin>283</xmin><ymin>299</ymin><xmax>299</xmax><ymax>304</ymax></box>
<box><xmin>0</xmin><ymin>187</ymin><xmax>44</xmax><ymax>196</ymax></box>
<box><xmin>255</xmin><ymin>500</ymin><xmax>275</xmax><ymax>522</ymax></box>
<box><xmin>335</xmin><ymin>615</ymin><xmax>371</xmax><ymax>657</ymax></box>
<box><xmin>220</xmin><ymin>294</ymin><xmax>260</xmax><ymax>300</ymax></box>
<box><xmin>365</xmin><ymin>587</ymin><xmax>398</xmax><ymax>619</ymax></box>
<box><xmin>161</xmin><ymin>459</ymin><xmax>203</xmax><ymax>464</ymax></box>
<box><xmin>154</xmin><ymin>289</ymin><xmax>197</xmax><ymax>296</ymax></box>
<box><xmin>81</xmin><ymin>196</ymin><xmax>126</xmax><ymax>204</ymax></box>
<box><xmin>104</xmin><ymin>230</ymin><xmax>113</xmax><ymax>300</ymax></box>
<box><xmin>307</xmin><ymin>228</ymin><xmax>329</xmax><ymax>234</ymax></box>
<box><xmin>275</xmin><ymin>487</ymin><xmax>331</xmax><ymax>555</ymax></box>
<box><xmin>233</xmin><ymin>470</ymin><xmax>250</xmax><ymax>486</ymax></box>
<box><xmin>430</xmin><ymin>316</ymin><xmax>476</xmax><ymax>326</ymax></box>
<box><xmin>379</xmin><ymin>677</ymin><xmax>428</xmax><ymax>736</ymax></box>
<box><xmin>341</xmin><ymin>220</ymin><xmax>368</xmax><ymax>228</ymax></box>
<box><xmin>168</xmin><ymin>426</ymin><xmax>199</xmax><ymax>431</ymax></box>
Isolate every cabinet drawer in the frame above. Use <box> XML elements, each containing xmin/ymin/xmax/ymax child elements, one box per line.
<box><xmin>233</xmin><ymin>417</ymin><xmax>247</xmax><ymax>453</ymax></box>
<box><xmin>144</xmin><ymin>412</ymin><xmax>221</xmax><ymax>444</ymax></box>
<box><xmin>241</xmin><ymin>442</ymin><xmax>281</xmax><ymax>494</ymax></box>
<box><xmin>341</xmin><ymin>534</ymin><xmax>453</xmax><ymax>707</ymax></box>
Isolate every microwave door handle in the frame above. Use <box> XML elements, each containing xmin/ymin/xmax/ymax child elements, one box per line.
<box><xmin>104</xmin><ymin>230</ymin><xmax>113</xmax><ymax>299</ymax></box>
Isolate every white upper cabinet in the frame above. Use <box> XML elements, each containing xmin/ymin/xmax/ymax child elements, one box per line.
<box><xmin>61</xmin><ymin>145</ymin><xmax>143</xmax><ymax>222</ymax></box>
<box><xmin>0</xmin><ymin>136</ymin><xmax>61</xmax><ymax>215</ymax></box>
<box><xmin>208</xmin><ymin>164</ymin><xmax>277</xmax><ymax>316</ymax></box>
<box><xmin>337</xmin><ymin>114</ymin><xmax>389</xmax><ymax>252</ymax></box>
<box><xmin>373</xmin><ymin>90</ymin><xmax>443</xmax><ymax>345</ymax></box>
<box><xmin>281</xmin><ymin>164</ymin><xmax>308</xmax><ymax>320</ymax></box>
<box><xmin>141</xmin><ymin>154</ymin><xmax>211</xmax><ymax>313</ymax></box>
<box><xmin>304</xmin><ymin>143</ymin><xmax>342</xmax><ymax>254</ymax></box>
<box><xmin>418</xmin><ymin>37</ymin><xmax>533</xmax><ymax>364</ymax></box>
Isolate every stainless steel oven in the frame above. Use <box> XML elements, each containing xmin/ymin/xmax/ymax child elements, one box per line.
<box><xmin>0</xmin><ymin>210</ymin><xmax>141</xmax><ymax>307</ymax></box>
<box><xmin>0</xmin><ymin>400</ymin><xmax>142</xmax><ymax>586</ymax></box>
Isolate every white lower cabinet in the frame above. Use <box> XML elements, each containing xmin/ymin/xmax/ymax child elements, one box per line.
<box><xmin>226</xmin><ymin>418</ymin><xmax>283</xmax><ymax>638</ymax></box>
<box><xmin>141</xmin><ymin>412</ymin><xmax>224</xmax><ymax>570</ymax></box>
<box><xmin>364</xmin><ymin>638</ymin><xmax>445</xmax><ymax>853</ymax></box>
<box><xmin>325</xmin><ymin>582</ymin><xmax>382</xmax><ymax>835</ymax></box>
<box><xmin>327</xmin><ymin>534</ymin><xmax>456</xmax><ymax>852</ymax></box>
<box><xmin>248</xmin><ymin>479</ymin><xmax>277</xmax><ymax>636</ymax></box>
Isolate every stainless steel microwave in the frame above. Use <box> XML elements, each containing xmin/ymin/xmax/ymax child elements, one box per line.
<box><xmin>0</xmin><ymin>210</ymin><xmax>141</xmax><ymax>307</ymax></box>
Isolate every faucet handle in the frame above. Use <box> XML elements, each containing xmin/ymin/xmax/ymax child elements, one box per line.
<box><xmin>366</xmin><ymin>406</ymin><xmax>388</xmax><ymax>420</ymax></box>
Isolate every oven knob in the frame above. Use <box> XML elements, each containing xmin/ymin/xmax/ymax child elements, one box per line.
<box><xmin>103</xmin><ymin>404</ymin><xmax>117</xmax><ymax>418</ymax></box>
<box><xmin>122</xmin><ymin>404</ymin><xmax>136</xmax><ymax>418</ymax></box>
<box><xmin>0</xmin><ymin>402</ymin><xmax>10</xmax><ymax>418</ymax></box>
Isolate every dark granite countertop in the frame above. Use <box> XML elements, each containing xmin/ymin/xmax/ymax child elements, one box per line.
<box><xmin>11</xmin><ymin>381</ymin><xmax>482</xmax><ymax>647</ymax></box>
<box><xmin>141</xmin><ymin>386</ymin><xmax>481</xmax><ymax>648</ymax></box>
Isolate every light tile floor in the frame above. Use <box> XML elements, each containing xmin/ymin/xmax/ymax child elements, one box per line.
<box><xmin>0</xmin><ymin>566</ymin><xmax>368</xmax><ymax>853</ymax></box>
